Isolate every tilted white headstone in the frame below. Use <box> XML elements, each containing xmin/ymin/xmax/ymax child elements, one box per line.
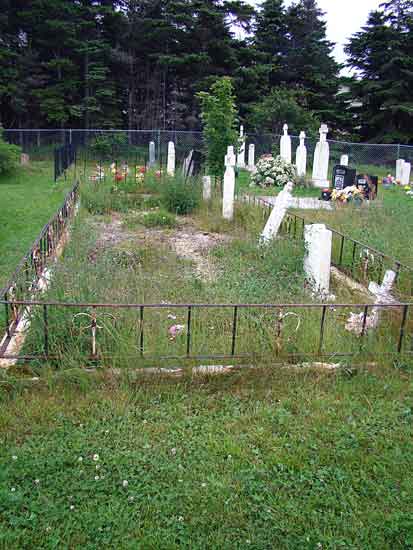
<box><xmin>280</xmin><ymin>124</ymin><xmax>292</xmax><ymax>164</ymax></box>
<box><xmin>346</xmin><ymin>270</ymin><xmax>397</xmax><ymax>335</ymax></box>
<box><xmin>149</xmin><ymin>141</ymin><xmax>155</xmax><ymax>166</ymax></box>
<box><xmin>304</xmin><ymin>223</ymin><xmax>332</xmax><ymax>296</ymax></box>
<box><xmin>340</xmin><ymin>155</ymin><xmax>349</xmax><ymax>166</ymax></box>
<box><xmin>402</xmin><ymin>162</ymin><xmax>411</xmax><ymax>185</ymax></box>
<box><xmin>202</xmin><ymin>176</ymin><xmax>212</xmax><ymax>201</ymax></box>
<box><xmin>167</xmin><ymin>141</ymin><xmax>175</xmax><ymax>176</ymax></box>
<box><xmin>223</xmin><ymin>148</ymin><xmax>236</xmax><ymax>220</ymax></box>
<box><xmin>312</xmin><ymin>124</ymin><xmax>330</xmax><ymax>188</ymax></box>
<box><xmin>237</xmin><ymin>125</ymin><xmax>246</xmax><ymax>168</ymax></box>
<box><xmin>260</xmin><ymin>182</ymin><xmax>294</xmax><ymax>243</ymax></box>
<box><xmin>295</xmin><ymin>131</ymin><xmax>307</xmax><ymax>177</ymax></box>
<box><xmin>396</xmin><ymin>159</ymin><xmax>405</xmax><ymax>181</ymax></box>
<box><xmin>248</xmin><ymin>144</ymin><xmax>255</xmax><ymax>171</ymax></box>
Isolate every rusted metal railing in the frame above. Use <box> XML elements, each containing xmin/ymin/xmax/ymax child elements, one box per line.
<box><xmin>0</xmin><ymin>299</ymin><xmax>411</xmax><ymax>363</ymax></box>
<box><xmin>0</xmin><ymin>181</ymin><xmax>80</xmax><ymax>355</ymax></box>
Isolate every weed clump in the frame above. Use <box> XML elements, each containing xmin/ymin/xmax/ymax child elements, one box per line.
<box><xmin>161</xmin><ymin>177</ymin><xmax>200</xmax><ymax>215</ymax></box>
<box><xmin>142</xmin><ymin>210</ymin><xmax>176</xmax><ymax>228</ymax></box>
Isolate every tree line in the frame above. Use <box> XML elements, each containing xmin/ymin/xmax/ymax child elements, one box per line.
<box><xmin>0</xmin><ymin>0</ymin><xmax>412</xmax><ymax>143</ymax></box>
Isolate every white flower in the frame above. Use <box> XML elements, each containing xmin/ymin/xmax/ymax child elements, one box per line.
<box><xmin>171</xmin><ymin>448</ymin><xmax>177</xmax><ymax>455</ymax></box>
<box><xmin>95</xmin><ymin>475</ymin><xmax>100</xmax><ymax>481</ymax></box>
<box><xmin>34</xmin><ymin>479</ymin><xmax>40</xmax><ymax>485</ymax></box>
<box><xmin>128</xmin><ymin>496</ymin><xmax>134</xmax><ymax>502</ymax></box>
<box><xmin>122</xmin><ymin>480</ymin><xmax>128</xmax><ymax>488</ymax></box>
<box><xmin>70</xmin><ymin>505</ymin><xmax>75</xmax><ymax>510</ymax></box>
<box><xmin>78</xmin><ymin>457</ymin><xmax>83</xmax><ymax>462</ymax></box>
<box><xmin>96</xmin><ymin>464</ymin><xmax>100</xmax><ymax>470</ymax></box>
<box><xmin>12</xmin><ymin>456</ymin><xmax>17</xmax><ymax>461</ymax></box>
<box><xmin>178</xmin><ymin>516</ymin><xmax>184</xmax><ymax>522</ymax></box>
<box><xmin>11</xmin><ymin>487</ymin><xmax>16</xmax><ymax>492</ymax></box>
<box><xmin>93</xmin><ymin>454</ymin><xmax>99</xmax><ymax>461</ymax></box>
<box><xmin>201</xmin><ymin>483</ymin><xmax>207</xmax><ymax>488</ymax></box>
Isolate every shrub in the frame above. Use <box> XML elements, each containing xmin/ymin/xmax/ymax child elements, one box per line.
<box><xmin>250</xmin><ymin>155</ymin><xmax>296</xmax><ymax>188</ymax></box>
<box><xmin>89</xmin><ymin>133</ymin><xmax>129</xmax><ymax>159</ymax></box>
<box><xmin>142</xmin><ymin>210</ymin><xmax>176</xmax><ymax>228</ymax></box>
<box><xmin>197</xmin><ymin>78</ymin><xmax>239</xmax><ymax>176</ymax></box>
<box><xmin>0</xmin><ymin>132</ymin><xmax>21</xmax><ymax>175</ymax></box>
<box><xmin>161</xmin><ymin>178</ymin><xmax>200</xmax><ymax>215</ymax></box>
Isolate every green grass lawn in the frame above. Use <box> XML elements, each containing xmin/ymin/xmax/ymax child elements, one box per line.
<box><xmin>0</xmin><ymin>162</ymin><xmax>73</xmax><ymax>288</ymax></box>
<box><xmin>0</xmin><ymin>365</ymin><xmax>413</xmax><ymax>548</ymax></box>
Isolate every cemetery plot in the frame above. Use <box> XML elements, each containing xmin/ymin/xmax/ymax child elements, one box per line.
<box><xmin>7</xmin><ymin>172</ymin><xmax>411</xmax><ymax>367</ymax></box>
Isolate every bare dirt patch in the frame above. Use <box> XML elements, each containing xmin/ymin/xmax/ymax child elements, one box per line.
<box><xmin>89</xmin><ymin>212</ymin><xmax>230</xmax><ymax>281</ymax></box>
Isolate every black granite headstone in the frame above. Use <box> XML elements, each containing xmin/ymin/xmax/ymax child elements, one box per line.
<box><xmin>332</xmin><ymin>165</ymin><xmax>356</xmax><ymax>190</ymax></box>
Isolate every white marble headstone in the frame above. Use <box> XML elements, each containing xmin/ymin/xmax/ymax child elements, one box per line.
<box><xmin>260</xmin><ymin>182</ymin><xmax>294</xmax><ymax>243</ymax></box>
<box><xmin>149</xmin><ymin>141</ymin><xmax>155</xmax><ymax>166</ymax></box>
<box><xmin>295</xmin><ymin>131</ymin><xmax>307</xmax><ymax>177</ymax></box>
<box><xmin>167</xmin><ymin>141</ymin><xmax>175</xmax><ymax>176</ymax></box>
<box><xmin>280</xmin><ymin>124</ymin><xmax>292</xmax><ymax>164</ymax></box>
<box><xmin>248</xmin><ymin>144</ymin><xmax>255</xmax><ymax>171</ymax></box>
<box><xmin>312</xmin><ymin>124</ymin><xmax>330</xmax><ymax>188</ymax></box>
<box><xmin>304</xmin><ymin>223</ymin><xmax>332</xmax><ymax>296</ymax></box>
<box><xmin>223</xmin><ymin>148</ymin><xmax>236</xmax><ymax>220</ymax></box>
<box><xmin>396</xmin><ymin>159</ymin><xmax>405</xmax><ymax>181</ymax></box>
<box><xmin>402</xmin><ymin>162</ymin><xmax>411</xmax><ymax>185</ymax></box>
<box><xmin>340</xmin><ymin>155</ymin><xmax>349</xmax><ymax>166</ymax></box>
<box><xmin>237</xmin><ymin>125</ymin><xmax>246</xmax><ymax>168</ymax></box>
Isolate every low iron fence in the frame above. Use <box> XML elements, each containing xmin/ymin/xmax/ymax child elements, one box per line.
<box><xmin>238</xmin><ymin>194</ymin><xmax>413</xmax><ymax>297</ymax></box>
<box><xmin>54</xmin><ymin>143</ymin><xmax>77</xmax><ymax>181</ymax></box>
<box><xmin>0</xmin><ymin>300</ymin><xmax>411</xmax><ymax>364</ymax></box>
<box><xmin>0</xmin><ymin>181</ymin><xmax>80</xmax><ymax>356</ymax></box>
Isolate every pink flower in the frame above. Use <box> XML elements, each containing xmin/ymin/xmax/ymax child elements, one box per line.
<box><xmin>168</xmin><ymin>324</ymin><xmax>185</xmax><ymax>340</ymax></box>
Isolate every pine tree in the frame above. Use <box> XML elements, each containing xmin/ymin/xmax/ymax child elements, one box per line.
<box><xmin>346</xmin><ymin>0</ymin><xmax>413</xmax><ymax>143</ymax></box>
<box><xmin>254</xmin><ymin>0</ymin><xmax>287</xmax><ymax>89</ymax></box>
<box><xmin>281</xmin><ymin>0</ymin><xmax>342</xmax><ymax>129</ymax></box>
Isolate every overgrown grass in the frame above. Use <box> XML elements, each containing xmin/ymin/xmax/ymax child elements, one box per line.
<box><xmin>302</xmin><ymin>186</ymin><xmax>413</xmax><ymax>267</ymax></box>
<box><xmin>0</xmin><ymin>365</ymin><xmax>413</xmax><ymax>547</ymax></box>
<box><xmin>0</xmin><ymin>161</ymin><xmax>73</xmax><ymax>287</ymax></box>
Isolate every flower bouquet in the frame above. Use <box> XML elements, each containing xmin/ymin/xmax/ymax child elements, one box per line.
<box><xmin>331</xmin><ymin>185</ymin><xmax>364</xmax><ymax>205</ymax></box>
<box><xmin>250</xmin><ymin>155</ymin><xmax>296</xmax><ymax>188</ymax></box>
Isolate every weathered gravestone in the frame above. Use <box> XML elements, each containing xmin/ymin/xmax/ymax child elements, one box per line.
<box><xmin>237</xmin><ymin>126</ymin><xmax>246</xmax><ymax>168</ymax></box>
<box><xmin>295</xmin><ymin>131</ymin><xmax>307</xmax><ymax>177</ymax></box>
<box><xmin>402</xmin><ymin>162</ymin><xmax>411</xmax><ymax>186</ymax></box>
<box><xmin>340</xmin><ymin>155</ymin><xmax>349</xmax><ymax>166</ymax></box>
<box><xmin>21</xmin><ymin>153</ymin><xmax>30</xmax><ymax>166</ymax></box>
<box><xmin>280</xmin><ymin>124</ymin><xmax>292</xmax><ymax>164</ymax></box>
<box><xmin>304</xmin><ymin>224</ymin><xmax>333</xmax><ymax>298</ymax></box>
<box><xmin>248</xmin><ymin>144</ymin><xmax>255</xmax><ymax>172</ymax></box>
<box><xmin>167</xmin><ymin>141</ymin><xmax>175</xmax><ymax>176</ymax></box>
<box><xmin>312</xmin><ymin>124</ymin><xmax>330</xmax><ymax>188</ymax></box>
<box><xmin>183</xmin><ymin>150</ymin><xmax>203</xmax><ymax>179</ymax></box>
<box><xmin>396</xmin><ymin>159</ymin><xmax>405</xmax><ymax>181</ymax></box>
<box><xmin>346</xmin><ymin>270</ymin><xmax>397</xmax><ymax>335</ymax></box>
<box><xmin>202</xmin><ymin>176</ymin><xmax>212</xmax><ymax>201</ymax></box>
<box><xmin>260</xmin><ymin>182</ymin><xmax>294</xmax><ymax>243</ymax></box>
<box><xmin>223</xmin><ymin>147</ymin><xmax>236</xmax><ymax>220</ymax></box>
<box><xmin>149</xmin><ymin>141</ymin><xmax>155</xmax><ymax>166</ymax></box>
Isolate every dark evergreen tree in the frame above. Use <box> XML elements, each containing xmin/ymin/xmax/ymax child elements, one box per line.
<box><xmin>346</xmin><ymin>0</ymin><xmax>413</xmax><ymax>143</ymax></box>
<box><xmin>253</xmin><ymin>0</ymin><xmax>286</xmax><ymax>90</ymax></box>
<box><xmin>282</xmin><ymin>0</ymin><xmax>343</xmax><ymax>129</ymax></box>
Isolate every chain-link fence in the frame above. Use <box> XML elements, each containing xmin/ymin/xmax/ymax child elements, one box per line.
<box><xmin>4</xmin><ymin>128</ymin><xmax>413</xmax><ymax>174</ymax></box>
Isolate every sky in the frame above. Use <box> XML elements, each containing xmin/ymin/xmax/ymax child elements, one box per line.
<box><xmin>298</xmin><ymin>0</ymin><xmax>382</xmax><ymax>67</ymax></box>
<box><xmin>245</xmin><ymin>0</ymin><xmax>383</xmax><ymax>72</ymax></box>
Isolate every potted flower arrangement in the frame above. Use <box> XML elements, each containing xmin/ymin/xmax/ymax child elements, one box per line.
<box><xmin>250</xmin><ymin>155</ymin><xmax>296</xmax><ymax>188</ymax></box>
<box><xmin>331</xmin><ymin>185</ymin><xmax>364</xmax><ymax>205</ymax></box>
